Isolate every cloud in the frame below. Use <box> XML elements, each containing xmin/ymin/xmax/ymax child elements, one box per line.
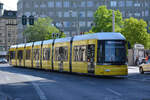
<box><xmin>0</xmin><ymin>0</ymin><xmax>18</xmax><ymax>10</ymax></box>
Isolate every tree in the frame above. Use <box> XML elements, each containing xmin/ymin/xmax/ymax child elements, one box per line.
<box><xmin>147</xmin><ymin>34</ymin><xmax>150</xmax><ymax>49</ymax></box>
<box><xmin>121</xmin><ymin>17</ymin><xmax>149</xmax><ymax>48</ymax></box>
<box><xmin>92</xmin><ymin>6</ymin><xmax>123</xmax><ymax>32</ymax></box>
<box><xmin>23</xmin><ymin>17</ymin><xmax>65</xmax><ymax>42</ymax></box>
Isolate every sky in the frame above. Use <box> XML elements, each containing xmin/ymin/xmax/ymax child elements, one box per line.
<box><xmin>0</xmin><ymin>0</ymin><xmax>18</xmax><ymax>10</ymax></box>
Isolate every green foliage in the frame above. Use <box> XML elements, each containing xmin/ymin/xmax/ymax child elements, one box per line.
<box><xmin>23</xmin><ymin>17</ymin><xmax>65</xmax><ymax>42</ymax></box>
<box><xmin>92</xmin><ymin>6</ymin><xmax>123</xmax><ymax>32</ymax></box>
<box><xmin>84</xmin><ymin>30</ymin><xmax>94</xmax><ymax>34</ymax></box>
<box><xmin>147</xmin><ymin>34</ymin><xmax>150</xmax><ymax>49</ymax></box>
<box><xmin>121</xmin><ymin>17</ymin><xmax>149</xmax><ymax>48</ymax></box>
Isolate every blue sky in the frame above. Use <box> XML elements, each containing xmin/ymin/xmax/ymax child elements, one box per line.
<box><xmin>0</xmin><ymin>0</ymin><xmax>18</xmax><ymax>10</ymax></box>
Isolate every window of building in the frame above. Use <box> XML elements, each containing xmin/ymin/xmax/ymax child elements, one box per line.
<box><xmin>87</xmin><ymin>11</ymin><xmax>93</xmax><ymax>17</ymax></box>
<box><xmin>87</xmin><ymin>1</ymin><xmax>93</xmax><ymax>7</ymax></box>
<box><xmin>134</xmin><ymin>13</ymin><xmax>140</xmax><ymax>17</ymax></box>
<box><xmin>126</xmin><ymin>1</ymin><xmax>132</xmax><ymax>7</ymax></box>
<box><xmin>34</xmin><ymin>4</ymin><xmax>38</xmax><ymax>8</ymax></box>
<box><xmin>142</xmin><ymin>11</ymin><xmax>144</xmax><ymax>17</ymax></box>
<box><xmin>32</xmin><ymin>12</ymin><xmax>36</xmax><ymax>16</ymax></box>
<box><xmin>56</xmin><ymin>1</ymin><xmax>62</xmax><ymax>8</ymax></box>
<box><xmin>26</xmin><ymin>50</ymin><xmax>31</xmax><ymax>60</ymax></box>
<box><xmin>64</xmin><ymin>1</ymin><xmax>69</xmax><ymax>8</ymax></box>
<box><xmin>8</xmin><ymin>33</ymin><xmax>11</xmax><ymax>37</ymax></box>
<box><xmin>49</xmin><ymin>12</ymin><xmax>54</xmax><ymax>16</ymax></box>
<box><xmin>25</xmin><ymin>12</ymin><xmax>31</xmax><ymax>17</ymax></box>
<box><xmin>122</xmin><ymin>11</ymin><xmax>125</xmax><ymax>17</ymax></box>
<box><xmin>118</xmin><ymin>1</ymin><xmax>125</xmax><ymax>7</ymax></box>
<box><xmin>79</xmin><ymin>21</ymin><xmax>86</xmax><ymax>27</ymax></box>
<box><xmin>79</xmin><ymin>11</ymin><xmax>85</xmax><ymax>17</ymax></box>
<box><xmin>58</xmin><ymin>12</ymin><xmax>62</xmax><ymax>17</ymax></box>
<box><xmin>40</xmin><ymin>3</ymin><xmax>46</xmax><ymax>8</ymax></box>
<box><xmin>74</xmin><ymin>45</ymin><xmax>87</xmax><ymax>62</ymax></box>
<box><xmin>64</xmin><ymin>12</ymin><xmax>69</xmax><ymax>17</ymax></box>
<box><xmin>110</xmin><ymin>1</ymin><xmax>117</xmax><ymax>7</ymax></box>
<box><xmin>64</xmin><ymin>21</ymin><xmax>70</xmax><ymax>27</ymax></box>
<box><xmin>72</xmin><ymin>11</ymin><xmax>77</xmax><ymax>17</ymax></box>
<box><xmin>40</xmin><ymin>14</ymin><xmax>47</xmax><ymax>18</ymax></box>
<box><xmin>87</xmin><ymin>21</ymin><xmax>92</xmax><ymax>27</ymax></box>
<box><xmin>145</xmin><ymin>2</ymin><xmax>148</xmax><ymax>7</ymax></box>
<box><xmin>134</xmin><ymin>3</ymin><xmax>140</xmax><ymax>7</ymax></box>
<box><xmin>43</xmin><ymin>48</ymin><xmax>50</xmax><ymax>60</ymax></box>
<box><xmin>81</xmin><ymin>1</ymin><xmax>86</xmax><ymax>7</ymax></box>
<box><xmin>25</xmin><ymin>2</ymin><xmax>30</xmax><ymax>8</ymax></box>
<box><xmin>48</xmin><ymin>1</ymin><xmax>54</xmax><ymax>7</ymax></box>
<box><xmin>145</xmin><ymin>10</ymin><xmax>149</xmax><ymax>16</ymax></box>
<box><xmin>55</xmin><ymin>47</ymin><xmax>68</xmax><ymax>61</ymax></box>
<box><xmin>0</xmin><ymin>40</ymin><xmax>3</xmax><ymax>43</ymax></box>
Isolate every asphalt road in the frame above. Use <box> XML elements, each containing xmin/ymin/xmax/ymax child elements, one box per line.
<box><xmin>0</xmin><ymin>64</ymin><xmax>150</xmax><ymax>100</ymax></box>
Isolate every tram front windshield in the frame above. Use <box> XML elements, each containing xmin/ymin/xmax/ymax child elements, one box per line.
<box><xmin>97</xmin><ymin>40</ymin><xmax>126</xmax><ymax>65</ymax></box>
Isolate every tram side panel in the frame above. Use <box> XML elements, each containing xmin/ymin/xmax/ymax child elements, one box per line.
<box><xmin>53</xmin><ymin>42</ymin><xmax>70</xmax><ymax>72</ymax></box>
<box><xmin>16</xmin><ymin>47</ymin><xmax>25</xmax><ymax>67</ymax></box>
<box><xmin>9</xmin><ymin>48</ymin><xmax>17</xmax><ymax>66</ymax></box>
<box><xmin>33</xmin><ymin>44</ymin><xmax>42</xmax><ymax>69</ymax></box>
<box><xmin>25</xmin><ymin>46</ymin><xmax>33</xmax><ymax>68</ymax></box>
<box><xmin>72</xmin><ymin>40</ymin><xmax>89</xmax><ymax>74</ymax></box>
<box><xmin>42</xmin><ymin>43</ymin><xmax>52</xmax><ymax>70</ymax></box>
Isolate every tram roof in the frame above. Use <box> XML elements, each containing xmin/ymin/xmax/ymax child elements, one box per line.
<box><xmin>17</xmin><ymin>43</ymin><xmax>25</xmax><ymax>48</ymax></box>
<box><xmin>43</xmin><ymin>39</ymin><xmax>53</xmax><ymax>45</ymax></box>
<box><xmin>55</xmin><ymin>37</ymin><xmax>72</xmax><ymax>43</ymax></box>
<box><xmin>73</xmin><ymin>32</ymin><xmax>126</xmax><ymax>41</ymax></box>
<box><xmin>34</xmin><ymin>41</ymin><xmax>42</xmax><ymax>46</ymax></box>
<box><xmin>10</xmin><ymin>45</ymin><xmax>17</xmax><ymax>48</ymax></box>
<box><xmin>26</xmin><ymin>42</ymin><xmax>33</xmax><ymax>47</ymax></box>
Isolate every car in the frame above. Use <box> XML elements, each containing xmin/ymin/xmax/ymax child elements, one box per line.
<box><xmin>139</xmin><ymin>59</ymin><xmax>150</xmax><ymax>74</ymax></box>
<box><xmin>0</xmin><ymin>58</ymin><xmax>8</xmax><ymax>64</ymax></box>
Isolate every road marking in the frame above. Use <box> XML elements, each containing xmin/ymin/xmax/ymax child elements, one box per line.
<box><xmin>106</xmin><ymin>88</ymin><xmax>122</xmax><ymax>96</ymax></box>
<box><xmin>23</xmin><ymin>75</ymin><xmax>47</xmax><ymax>100</ymax></box>
<box><xmin>32</xmin><ymin>82</ymin><xmax>47</xmax><ymax>100</ymax></box>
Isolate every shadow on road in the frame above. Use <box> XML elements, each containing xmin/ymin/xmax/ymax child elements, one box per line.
<box><xmin>0</xmin><ymin>64</ymin><xmax>127</xmax><ymax>80</ymax></box>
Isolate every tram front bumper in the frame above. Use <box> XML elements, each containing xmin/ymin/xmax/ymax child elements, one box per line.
<box><xmin>95</xmin><ymin>65</ymin><xmax>128</xmax><ymax>76</ymax></box>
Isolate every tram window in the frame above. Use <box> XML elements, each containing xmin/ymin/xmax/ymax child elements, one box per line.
<box><xmin>87</xmin><ymin>44</ymin><xmax>95</xmax><ymax>62</ymax></box>
<box><xmin>17</xmin><ymin>50</ymin><xmax>23</xmax><ymax>59</ymax></box>
<box><xmin>34</xmin><ymin>49</ymin><xmax>40</xmax><ymax>60</ymax></box>
<box><xmin>43</xmin><ymin>48</ymin><xmax>50</xmax><ymax>60</ymax></box>
<box><xmin>55</xmin><ymin>47</ymin><xmax>68</xmax><ymax>61</ymax></box>
<box><xmin>26</xmin><ymin>50</ymin><xmax>31</xmax><ymax>60</ymax></box>
<box><xmin>74</xmin><ymin>45</ymin><xmax>87</xmax><ymax>62</ymax></box>
<box><xmin>10</xmin><ymin>51</ymin><xmax>15</xmax><ymax>59</ymax></box>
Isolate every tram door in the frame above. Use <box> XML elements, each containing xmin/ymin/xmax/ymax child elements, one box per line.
<box><xmin>18</xmin><ymin>50</ymin><xmax>23</xmax><ymax>66</ymax></box>
<box><xmin>59</xmin><ymin>47</ymin><xmax>64</xmax><ymax>71</ymax></box>
<box><xmin>87</xmin><ymin>44</ymin><xmax>95</xmax><ymax>73</ymax></box>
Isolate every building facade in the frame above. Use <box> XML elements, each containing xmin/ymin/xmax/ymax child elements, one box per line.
<box><xmin>0</xmin><ymin>9</ymin><xmax>17</xmax><ymax>52</ymax></box>
<box><xmin>17</xmin><ymin>0</ymin><xmax>150</xmax><ymax>43</ymax></box>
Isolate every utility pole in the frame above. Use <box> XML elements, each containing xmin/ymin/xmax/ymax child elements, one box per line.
<box><xmin>112</xmin><ymin>10</ymin><xmax>115</xmax><ymax>32</ymax></box>
<box><xmin>77</xmin><ymin>12</ymin><xmax>80</xmax><ymax>35</ymax></box>
<box><xmin>69</xmin><ymin>10</ymin><xmax>72</xmax><ymax>37</ymax></box>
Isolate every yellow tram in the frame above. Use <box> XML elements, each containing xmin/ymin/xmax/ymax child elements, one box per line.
<box><xmin>9</xmin><ymin>32</ymin><xmax>128</xmax><ymax>76</ymax></box>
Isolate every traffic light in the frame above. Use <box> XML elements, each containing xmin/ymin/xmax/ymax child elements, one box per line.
<box><xmin>29</xmin><ymin>15</ymin><xmax>34</xmax><ymax>25</ymax></box>
<box><xmin>22</xmin><ymin>15</ymin><xmax>27</xmax><ymax>25</ymax></box>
